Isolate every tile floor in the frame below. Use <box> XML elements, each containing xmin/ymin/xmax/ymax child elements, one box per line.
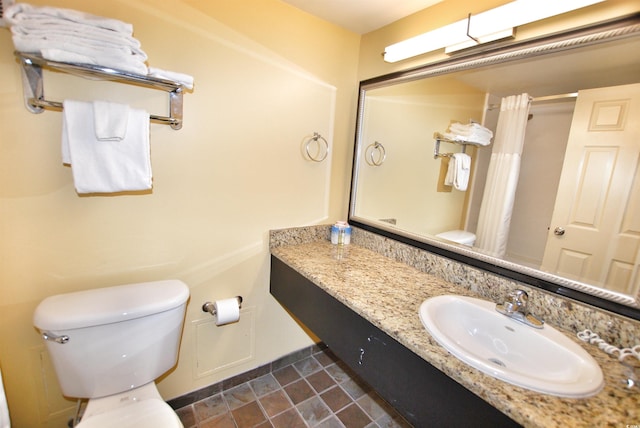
<box><xmin>173</xmin><ymin>346</ymin><xmax>412</xmax><ymax>428</ymax></box>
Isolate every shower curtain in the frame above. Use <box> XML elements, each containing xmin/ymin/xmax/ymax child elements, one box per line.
<box><xmin>475</xmin><ymin>93</ymin><xmax>531</xmax><ymax>258</ymax></box>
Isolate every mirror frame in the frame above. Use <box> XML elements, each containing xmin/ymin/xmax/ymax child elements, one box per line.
<box><xmin>348</xmin><ymin>14</ymin><xmax>640</xmax><ymax>321</ymax></box>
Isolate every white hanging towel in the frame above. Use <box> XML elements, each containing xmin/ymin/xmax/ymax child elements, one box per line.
<box><xmin>93</xmin><ymin>101</ymin><xmax>129</xmax><ymax>141</ymax></box>
<box><xmin>62</xmin><ymin>100</ymin><xmax>152</xmax><ymax>194</ymax></box>
<box><xmin>444</xmin><ymin>153</ymin><xmax>471</xmax><ymax>191</ymax></box>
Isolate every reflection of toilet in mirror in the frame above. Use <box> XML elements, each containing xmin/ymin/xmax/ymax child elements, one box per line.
<box><xmin>33</xmin><ymin>280</ymin><xmax>190</xmax><ymax>427</ymax></box>
<box><xmin>436</xmin><ymin>230</ymin><xmax>476</xmax><ymax>247</ymax></box>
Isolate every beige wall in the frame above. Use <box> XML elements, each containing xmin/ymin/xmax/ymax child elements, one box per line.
<box><xmin>2</xmin><ymin>0</ymin><xmax>638</xmax><ymax>426</ymax></box>
<box><xmin>0</xmin><ymin>0</ymin><xmax>359</xmax><ymax>426</ymax></box>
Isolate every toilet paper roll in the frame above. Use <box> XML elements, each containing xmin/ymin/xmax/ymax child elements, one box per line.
<box><xmin>214</xmin><ymin>298</ymin><xmax>240</xmax><ymax>326</ymax></box>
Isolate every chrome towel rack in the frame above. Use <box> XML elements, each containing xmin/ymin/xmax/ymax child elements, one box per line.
<box><xmin>433</xmin><ymin>132</ymin><xmax>469</xmax><ymax>159</ymax></box>
<box><xmin>15</xmin><ymin>52</ymin><xmax>187</xmax><ymax>130</ymax></box>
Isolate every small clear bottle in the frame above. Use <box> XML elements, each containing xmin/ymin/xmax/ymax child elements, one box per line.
<box><xmin>331</xmin><ymin>221</ymin><xmax>351</xmax><ymax>245</ymax></box>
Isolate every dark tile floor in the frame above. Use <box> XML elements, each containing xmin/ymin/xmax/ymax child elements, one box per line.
<box><xmin>174</xmin><ymin>347</ymin><xmax>412</xmax><ymax>428</ymax></box>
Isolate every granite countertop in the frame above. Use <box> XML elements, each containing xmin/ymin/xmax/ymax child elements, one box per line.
<box><xmin>270</xmin><ymin>238</ymin><xmax>640</xmax><ymax>428</ymax></box>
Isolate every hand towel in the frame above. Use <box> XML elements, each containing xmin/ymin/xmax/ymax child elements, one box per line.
<box><xmin>62</xmin><ymin>100</ymin><xmax>152</xmax><ymax>194</ymax></box>
<box><xmin>93</xmin><ymin>101</ymin><xmax>129</xmax><ymax>141</ymax></box>
<box><xmin>444</xmin><ymin>153</ymin><xmax>471</xmax><ymax>191</ymax></box>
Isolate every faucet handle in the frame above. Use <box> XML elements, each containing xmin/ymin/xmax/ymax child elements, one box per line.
<box><xmin>496</xmin><ymin>289</ymin><xmax>544</xmax><ymax>328</ymax></box>
<box><xmin>509</xmin><ymin>289</ymin><xmax>528</xmax><ymax>303</ymax></box>
<box><xmin>505</xmin><ymin>289</ymin><xmax>528</xmax><ymax>312</ymax></box>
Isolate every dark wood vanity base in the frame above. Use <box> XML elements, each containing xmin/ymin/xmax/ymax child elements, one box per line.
<box><xmin>270</xmin><ymin>256</ymin><xmax>521</xmax><ymax>427</ymax></box>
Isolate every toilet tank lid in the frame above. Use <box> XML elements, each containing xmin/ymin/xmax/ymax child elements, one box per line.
<box><xmin>34</xmin><ymin>280</ymin><xmax>190</xmax><ymax>331</ymax></box>
<box><xmin>435</xmin><ymin>230</ymin><xmax>476</xmax><ymax>241</ymax></box>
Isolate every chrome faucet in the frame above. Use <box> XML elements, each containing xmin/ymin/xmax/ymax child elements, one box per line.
<box><xmin>496</xmin><ymin>289</ymin><xmax>544</xmax><ymax>329</ymax></box>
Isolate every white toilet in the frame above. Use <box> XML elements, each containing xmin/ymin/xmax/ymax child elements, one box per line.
<box><xmin>435</xmin><ymin>230</ymin><xmax>476</xmax><ymax>246</ymax></box>
<box><xmin>33</xmin><ymin>280</ymin><xmax>190</xmax><ymax>428</ymax></box>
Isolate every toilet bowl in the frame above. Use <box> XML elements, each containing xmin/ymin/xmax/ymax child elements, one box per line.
<box><xmin>33</xmin><ymin>280</ymin><xmax>189</xmax><ymax>427</ymax></box>
<box><xmin>436</xmin><ymin>230</ymin><xmax>476</xmax><ymax>246</ymax></box>
<box><xmin>76</xmin><ymin>383</ymin><xmax>181</xmax><ymax>428</ymax></box>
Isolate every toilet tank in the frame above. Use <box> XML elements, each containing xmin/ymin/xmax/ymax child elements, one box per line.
<box><xmin>33</xmin><ymin>280</ymin><xmax>189</xmax><ymax>399</ymax></box>
<box><xmin>435</xmin><ymin>230</ymin><xmax>476</xmax><ymax>246</ymax></box>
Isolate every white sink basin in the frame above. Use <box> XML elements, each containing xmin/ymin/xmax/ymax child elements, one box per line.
<box><xmin>419</xmin><ymin>295</ymin><xmax>604</xmax><ymax>398</ymax></box>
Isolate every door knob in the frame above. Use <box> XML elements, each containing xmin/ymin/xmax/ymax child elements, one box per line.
<box><xmin>553</xmin><ymin>227</ymin><xmax>565</xmax><ymax>236</ymax></box>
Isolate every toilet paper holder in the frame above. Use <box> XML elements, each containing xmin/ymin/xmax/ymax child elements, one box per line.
<box><xmin>202</xmin><ymin>296</ymin><xmax>243</xmax><ymax>316</ymax></box>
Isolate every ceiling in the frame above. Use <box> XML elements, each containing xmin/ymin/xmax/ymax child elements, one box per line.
<box><xmin>456</xmin><ymin>36</ymin><xmax>640</xmax><ymax>98</ymax></box>
<box><xmin>280</xmin><ymin>0</ymin><xmax>443</xmax><ymax>34</ymax></box>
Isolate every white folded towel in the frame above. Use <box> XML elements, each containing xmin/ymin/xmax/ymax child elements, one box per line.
<box><xmin>444</xmin><ymin>153</ymin><xmax>471</xmax><ymax>191</ymax></box>
<box><xmin>148</xmin><ymin>67</ymin><xmax>194</xmax><ymax>90</ymax></box>
<box><xmin>5</xmin><ymin>3</ymin><xmax>134</xmax><ymax>34</ymax></box>
<box><xmin>443</xmin><ymin>132</ymin><xmax>492</xmax><ymax>146</ymax></box>
<box><xmin>11</xmin><ymin>27</ymin><xmax>149</xmax><ymax>75</ymax></box>
<box><xmin>41</xmin><ymin>48</ymin><xmax>149</xmax><ymax>75</ymax></box>
<box><xmin>11</xmin><ymin>21</ymin><xmax>143</xmax><ymax>50</ymax></box>
<box><xmin>62</xmin><ymin>100</ymin><xmax>152</xmax><ymax>194</ymax></box>
<box><xmin>6</xmin><ymin>3</ymin><xmax>148</xmax><ymax>75</ymax></box>
<box><xmin>11</xmin><ymin>32</ymin><xmax>147</xmax><ymax>63</ymax></box>
<box><xmin>12</xmin><ymin>33</ymin><xmax>145</xmax><ymax>57</ymax></box>
<box><xmin>449</xmin><ymin>122</ymin><xmax>493</xmax><ymax>137</ymax></box>
<box><xmin>445</xmin><ymin>122</ymin><xmax>493</xmax><ymax>146</ymax></box>
<box><xmin>93</xmin><ymin>101</ymin><xmax>129</xmax><ymax>141</ymax></box>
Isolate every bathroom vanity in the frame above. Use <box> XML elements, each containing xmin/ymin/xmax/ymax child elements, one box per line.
<box><xmin>269</xmin><ymin>226</ymin><xmax>640</xmax><ymax>428</ymax></box>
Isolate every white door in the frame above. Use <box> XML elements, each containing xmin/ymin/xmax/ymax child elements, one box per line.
<box><xmin>541</xmin><ymin>83</ymin><xmax>640</xmax><ymax>294</ymax></box>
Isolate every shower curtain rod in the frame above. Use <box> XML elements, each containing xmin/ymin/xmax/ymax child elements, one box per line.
<box><xmin>531</xmin><ymin>92</ymin><xmax>578</xmax><ymax>103</ymax></box>
<box><xmin>487</xmin><ymin>92</ymin><xmax>577</xmax><ymax>110</ymax></box>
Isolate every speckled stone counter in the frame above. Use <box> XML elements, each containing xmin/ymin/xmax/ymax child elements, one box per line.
<box><xmin>270</xmin><ymin>226</ymin><xmax>640</xmax><ymax>428</ymax></box>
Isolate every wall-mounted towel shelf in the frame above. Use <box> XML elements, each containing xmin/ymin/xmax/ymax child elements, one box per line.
<box><xmin>15</xmin><ymin>52</ymin><xmax>186</xmax><ymax>130</ymax></box>
<box><xmin>433</xmin><ymin>132</ymin><xmax>469</xmax><ymax>159</ymax></box>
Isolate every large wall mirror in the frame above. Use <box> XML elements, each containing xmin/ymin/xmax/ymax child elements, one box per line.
<box><xmin>349</xmin><ymin>15</ymin><xmax>640</xmax><ymax>320</ymax></box>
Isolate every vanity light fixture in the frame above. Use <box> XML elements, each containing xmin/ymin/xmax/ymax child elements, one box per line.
<box><xmin>383</xmin><ymin>0</ymin><xmax>604</xmax><ymax>62</ymax></box>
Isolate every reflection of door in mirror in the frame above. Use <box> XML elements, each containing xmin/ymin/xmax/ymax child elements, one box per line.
<box><xmin>541</xmin><ymin>83</ymin><xmax>640</xmax><ymax>295</ymax></box>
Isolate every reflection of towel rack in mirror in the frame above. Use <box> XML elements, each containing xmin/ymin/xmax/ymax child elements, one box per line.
<box><xmin>365</xmin><ymin>141</ymin><xmax>386</xmax><ymax>166</ymax></box>
<box><xmin>304</xmin><ymin>132</ymin><xmax>329</xmax><ymax>162</ymax></box>
<box><xmin>15</xmin><ymin>52</ymin><xmax>188</xmax><ymax>130</ymax></box>
<box><xmin>433</xmin><ymin>132</ymin><xmax>469</xmax><ymax>159</ymax></box>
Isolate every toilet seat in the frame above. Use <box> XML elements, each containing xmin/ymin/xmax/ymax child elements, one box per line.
<box><xmin>76</xmin><ymin>399</ymin><xmax>182</xmax><ymax>428</ymax></box>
